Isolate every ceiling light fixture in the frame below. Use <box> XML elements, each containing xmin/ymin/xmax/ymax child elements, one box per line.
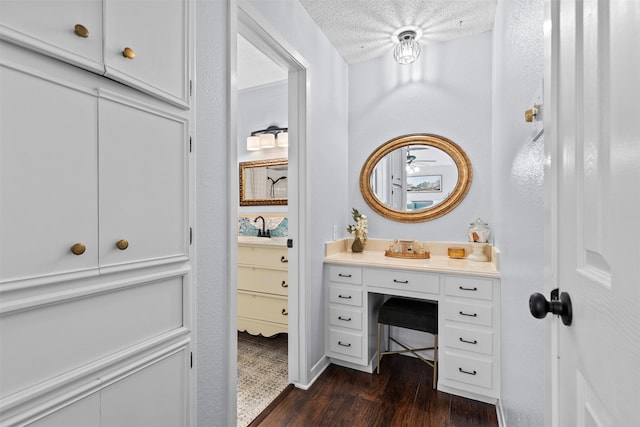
<box><xmin>393</xmin><ymin>30</ymin><xmax>421</xmax><ymax>65</ymax></box>
<box><xmin>246</xmin><ymin>125</ymin><xmax>288</xmax><ymax>151</ymax></box>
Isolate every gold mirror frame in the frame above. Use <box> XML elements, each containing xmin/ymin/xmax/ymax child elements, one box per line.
<box><xmin>239</xmin><ymin>158</ymin><xmax>288</xmax><ymax>206</ymax></box>
<box><xmin>359</xmin><ymin>134</ymin><xmax>472</xmax><ymax>222</ymax></box>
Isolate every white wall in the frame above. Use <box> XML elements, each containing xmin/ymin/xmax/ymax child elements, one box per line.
<box><xmin>238</xmin><ymin>81</ymin><xmax>288</xmax><ymax>215</ymax></box>
<box><xmin>195</xmin><ymin>0</ymin><xmax>231</xmax><ymax>425</ymax></box>
<box><xmin>492</xmin><ymin>0</ymin><xmax>545</xmax><ymax>425</ymax></box>
<box><xmin>196</xmin><ymin>1</ymin><xmax>349</xmax><ymax>425</ymax></box>
<box><xmin>349</xmin><ymin>32</ymin><xmax>494</xmax><ymax>242</ymax></box>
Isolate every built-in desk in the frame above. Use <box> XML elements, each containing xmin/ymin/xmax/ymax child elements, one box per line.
<box><xmin>323</xmin><ymin>239</ymin><xmax>500</xmax><ymax>404</ymax></box>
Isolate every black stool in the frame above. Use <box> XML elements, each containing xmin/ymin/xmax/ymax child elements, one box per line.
<box><xmin>377</xmin><ymin>297</ymin><xmax>438</xmax><ymax>389</ymax></box>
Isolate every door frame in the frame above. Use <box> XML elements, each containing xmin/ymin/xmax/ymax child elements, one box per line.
<box><xmin>228</xmin><ymin>0</ymin><xmax>309</xmax><ymax>420</ymax></box>
<box><xmin>544</xmin><ymin>0</ymin><xmax>560</xmax><ymax>424</ymax></box>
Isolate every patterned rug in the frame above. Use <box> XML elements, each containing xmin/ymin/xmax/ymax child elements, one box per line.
<box><xmin>237</xmin><ymin>332</ymin><xmax>289</xmax><ymax>427</ymax></box>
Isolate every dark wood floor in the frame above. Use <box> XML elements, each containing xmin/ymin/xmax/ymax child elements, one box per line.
<box><xmin>249</xmin><ymin>354</ymin><xmax>498</xmax><ymax>427</ymax></box>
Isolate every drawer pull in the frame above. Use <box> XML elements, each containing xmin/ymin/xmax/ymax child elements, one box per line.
<box><xmin>393</xmin><ymin>279</ymin><xmax>409</xmax><ymax>284</ymax></box>
<box><xmin>459</xmin><ymin>311</ymin><xmax>478</xmax><ymax>317</ymax></box>
<box><xmin>338</xmin><ymin>316</ymin><xmax>352</xmax><ymax>322</ymax></box>
<box><xmin>338</xmin><ymin>341</ymin><xmax>351</xmax><ymax>347</ymax></box>
<box><xmin>459</xmin><ymin>337</ymin><xmax>478</xmax><ymax>345</ymax></box>
<box><xmin>281</xmin><ymin>280</ymin><xmax>288</xmax><ymax>288</ymax></box>
<box><xmin>338</xmin><ymin>273</ymin><xmax>352</xmax><ymax>278</ymax></box>
<box><xmin>122</xmin><ymin>47</ymin><xmax>136</xmax><ymax>60</ymax></box>
<box><xmin>281</xmin><ymin>309</ymin><xmax>288</xmax><ymax>316</ymax></box>
<box><xmin>338</xmin><ymin>295</ymin><xmax>352</xmax><ymax>299</ymax></box>
<box><xmin>70</xmin><ymin>243</ymin><xmax>86</xmax><ymax>255</ymax></box>
<box><xmin>459</xmin><ymin>368</ymin><xmax>477</xmax><ymax>376</ymax></box>
<box><xmin>459</xmin><ymin>286</ymin><xmax>478</xmax><ymax>291</ymax></box>
<box><xmin>281</xmin><ymin>256</ymin><xmax>288</xmax><ymax>263</ymax></box>
<box><xmin>74</xmin><ymin>24</ymin><xmax>89</xmax><ymax>38</ymax></box>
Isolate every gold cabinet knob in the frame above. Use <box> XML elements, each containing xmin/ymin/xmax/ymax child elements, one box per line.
<box><xmin>70</xmin><ymin>243</ymin><xmax>86</xmax><ymax>255</ymax></box>
<box><xmin>525</xmin><ymin>108</ymin><xmax>534</xmax><ymax>122</ymax></box>
<box><xmin>122</xmin><ymin>47</ymin><xmax>135</xmax><ymax>60</ymax></box>
<box><xmin>74</xmin><ymin>24</ymin><xmax>89</xmax><ymax>38</ymax></box>
<box><xmin>116</xmin><ymin>239</ymin><xmax>129</xmax><ymax>250</ymax></box>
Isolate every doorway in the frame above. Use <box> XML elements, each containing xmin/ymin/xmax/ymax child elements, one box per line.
<box><xmin>232</xmin><ymin>3</ymin><xmax>308</xmax><ymax>425</ymax></box>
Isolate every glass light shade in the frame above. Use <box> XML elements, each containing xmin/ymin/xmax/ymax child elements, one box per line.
<box><xmin>276</xmin><ymin>131</ymin><xmax>288</xmax><ymax>147</ymax></box>
<box><xmin>259</xmin><ymin>133</ymin><xmax>276</xmax><ymax>148</ymax></box>
<box><xmin>393</xmin><ymin>37</ymin><xmax>421</xmax><ymax>65</ymax></box>
<box><xmin>246</xmin><ymin>136</ymin><xmax>260</xmax><ymax>151</ymax></box>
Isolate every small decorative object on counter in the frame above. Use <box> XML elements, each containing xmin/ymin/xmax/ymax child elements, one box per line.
<box><xmin>347</xmin><ymin>208</ymin><xmax>367</xmax><ymax>253</ymax></box>
<box><xmin>448</xmin><ymin>247</ymin><xmax>465</xmax><ymax>259</ymax></box>
<box><xmin>468</xmin><ymin>218</ymin><xmax>491</xmax><ymax>243</ymax></box>
<box><xmin>385</xmin><ymin>240</ymin><xmax>430</xmax><ymax>259</ymax></box>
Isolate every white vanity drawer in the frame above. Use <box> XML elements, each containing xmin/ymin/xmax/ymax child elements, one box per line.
<box><xmin>329</xmin><ymin>285</ymin><xmax>363</xmax><ymax>307</ymax></box>
<box><xmin>444</xmin><ymin>300</ymin><xmax>493</xmax><ymax>327</ymax></box>
<box><xmin>442</xmin><ymin>351</ymin><xmax>493</xmax><ymax>389</ymax></box>
<box><xmin>329</xmin><ymin>265</ymin><xmax>362</xmax><ymax>285</ymax></box>
<box><xmin>328</xmin><ymin>328</ymin><xmax>363</xmax><ymax>359</ymax></box>
<box><xmin>444</xmin><ymin>276</ymin><xmax>493</xmax><ymax>301</ymax></box>
<box><xmin>329</xmin><ymin>306</ymin><xmax>363</xmax><ymax>331</ymax></box>
<box><xmin>364</xmin><ymin>269</ymin><xmax>439</xmax><ymax>295</ymax></box>
<box><xmin>443</xmin><ymin>323</ymin><xmax>493</xmax><ymax>355</ymax></box>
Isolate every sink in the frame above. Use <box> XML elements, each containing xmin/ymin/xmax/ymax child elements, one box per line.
<box><xmin>237</xmin><ymin>236</ymin><xmax>287</xmax><ymax>246</ymax></box>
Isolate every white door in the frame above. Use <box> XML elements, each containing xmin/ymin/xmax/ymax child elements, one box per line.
<box><xmin>546</xmin><ymin>0</ymin><xmax>640</xmax><ymax>425</ymax></box>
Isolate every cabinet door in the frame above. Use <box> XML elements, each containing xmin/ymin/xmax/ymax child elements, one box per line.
<box><xmin>0</xmin><ymin>0</ymin><xmax>103</xmax><ymax>73</ymax></box>
<box><xmin>98</xmin><ymin>92</ymin><xmax>187</xmax><ymax>268</ymax></box>
<box><xmin>103</xmin><ymin>0</ymin><xmax>190</xmax><ymax>108</ymax></box>
<box><xmin>0</xmin><ymin>63</ymin><xmax>99</xmax><ymax>282</ymax></box>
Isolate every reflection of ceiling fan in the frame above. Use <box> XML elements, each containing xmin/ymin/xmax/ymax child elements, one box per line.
<box><xmin>406</xmin><ymin>153</ymin><xmax>435</xmax><ymax>173</ymax></box>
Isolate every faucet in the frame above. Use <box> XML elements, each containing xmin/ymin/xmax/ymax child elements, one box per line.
<box><xmin>254</xmin><ymin>216</ymin><xmax>270</xmax><ymax>237</ymax></box>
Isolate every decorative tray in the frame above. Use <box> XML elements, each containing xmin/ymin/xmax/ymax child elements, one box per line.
<box><xmin>384</xmin><ymin>250</ymin><xmax>430</xmax><ymax>259</ymax></box>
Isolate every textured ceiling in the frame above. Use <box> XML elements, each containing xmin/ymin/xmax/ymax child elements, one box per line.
<box><xmin>298</xmin><ymin>0</ymin><xmax>497</xmax><ymax>64</ymax></box>
<box><xmin>237</xmin><ymin>0</ymin><xmax>497</xmax><ymax>89</ymax></box>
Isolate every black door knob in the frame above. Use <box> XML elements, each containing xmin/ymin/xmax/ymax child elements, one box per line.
<box><xmin>529</xmin><ymin>288</ymin><xmax>573</xmax><ymax>326</ymax></box>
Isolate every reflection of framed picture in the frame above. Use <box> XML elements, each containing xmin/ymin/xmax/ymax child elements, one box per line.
<box><xmin>407</xmin><ymin>175</ymin><xmax>442</xmax><ymax>192</ymax></box>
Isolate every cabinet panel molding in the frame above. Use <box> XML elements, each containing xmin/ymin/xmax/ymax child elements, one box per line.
<box><xmin>0</xmin><ymin>276</ymin><xmax>185</xmax><ymax>398</ymax></box>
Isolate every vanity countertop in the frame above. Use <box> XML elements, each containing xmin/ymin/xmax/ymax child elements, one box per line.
<box><xmin>238</xmin><ymin>236</ymin><xmax>288</xmax><ymax>247</ymax></box>
<box><xmin>324</xmin><ymin>239</ymin><xmax>500</xmax><ymax>278</ymax></box>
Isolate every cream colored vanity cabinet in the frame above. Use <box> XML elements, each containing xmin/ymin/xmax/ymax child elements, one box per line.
<box><xmin>0</xmin><ymin>0</ymin><xmax>191</xmax><ymax>107</ymax></box>
<box><xmin>438</xmin><ymin>275</ymin><xmax>501</xmax><ymax>403</ymax></box>
<box><xmin>237</xmin><ymin>242</ymin><xmax>289</xmax><ymax>336</ymax></box>
<box><xmin>0</xmin><ymin>61</ymin><xmax>189</xmax><ymax>283</ymax></box>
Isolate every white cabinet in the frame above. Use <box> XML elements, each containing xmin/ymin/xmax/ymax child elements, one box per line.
<box><xmin>237</xmin><ymin>243</ymin><xmax>289</xmax><ymax>336</ymax></box>
<box><xmin>98</xmin><ymin>92</ymin><xmax>187</xmax><ymax>269</ymax></box>
<box><xmin>0</xmin><ymin>0</ymin><xmax>191</xmax><ymax>107</ymax></box>
<box><xmin>439</xmin><ymin>275</ymin><xmax>500</xmax><ymax>401</ymax></box>
<box><xmin>0</xmin><ymin>0</ymin><xmax>192</xmax><ymax>423</ymax></box>
<box><xmin>0</xmin><ymin>0</ymin><xmax>103</xmax><ymax>72</ymax></box>
<box><xmin>325</xmin><ymin>265</ymin><xmax>383</xmax><ymax>367</ymax></box>
<box><xmin>103</xmin><ymin>0</ymin><xmax>190</xmax><ymax>107</ymax></box>
<box><xmin>0</xmin><ymin>63</ymin><xmax>99</xmax><ymax>282</ymax></box>
<box><xmin>324</xmin><ymin>260</ymin><xmax>501</xmax><ymax>403</ymax></box>
<box><xmin>0</xmin><ymin>64</ymin><xmax>188</xmax><ymax>283</ymax></box>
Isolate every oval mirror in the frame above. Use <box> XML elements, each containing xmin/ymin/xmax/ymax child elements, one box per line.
<box><xmin>360</xmin><ymin>134</ymin><xmax>472</xmax><ymax>222</ymax></box>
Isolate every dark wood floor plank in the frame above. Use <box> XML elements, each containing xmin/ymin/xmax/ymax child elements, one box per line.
<box><xmin>253</xmin><ymin>355</ymin><xmax>498</xmax><ymax>427</ymax></box>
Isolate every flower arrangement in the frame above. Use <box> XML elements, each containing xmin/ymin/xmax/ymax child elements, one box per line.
<box><xmin>346</xmin><ymin>208</ymin><xmax>367</xmax><ymax>241</ymax></box>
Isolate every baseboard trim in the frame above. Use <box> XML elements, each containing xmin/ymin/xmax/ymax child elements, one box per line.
<box><xmin>496</xmin><ymin>398</ymin><xmax>506</xmax><ymax>427</ymax></box>
<box><xmin>294</xmin><ymin>356</ymin><xmax>330</xmax><ymax>390</ymax></box>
